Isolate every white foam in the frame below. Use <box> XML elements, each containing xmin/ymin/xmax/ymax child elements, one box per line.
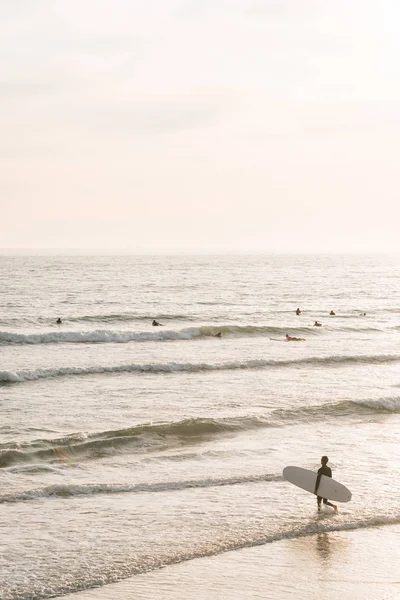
<box><xmin>2</xmin><ymin>354</ymin><xmax>400</xmax><ymax>384</ymax></box>
<box><xmin>0</xmin><ymin>327</ymin><xmax>202</xmax><ymax>345</ymax></box>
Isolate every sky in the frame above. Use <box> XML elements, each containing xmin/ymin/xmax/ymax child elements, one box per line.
<box><xmin>1</xmin><ymin>0</ymin><xmax>400</xmax><ymax>253</ymax></box>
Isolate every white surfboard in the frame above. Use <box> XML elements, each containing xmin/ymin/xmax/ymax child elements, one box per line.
<box><xmin>283</xmin><ymin>466</ymin><xmax>352</xmax><ymax>502</ymax></box>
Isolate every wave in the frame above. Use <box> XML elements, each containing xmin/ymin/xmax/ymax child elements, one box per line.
<box><xmin>0</xmin><ymin>473</ymin><xmax>279</xmax><ymax>504</ymax></box>
<box><xmin>2</xmin><ymin>353</ymin><xmax>400</xmax><ymax>385</ymax></box>
<box><xmin>0</xmin><ymin>327</ymin><xmax>203</xmax><ymax>345</ymax></box>
<box><xmin>272</xmin><ymin>396</ymin><xmax>400</xmax><ymax>423</ymax></box>
<box><xmin>0</xmin><ymin>325</ymin><xmax>316</xmax><ymax>345</ymax></box>
<box><xmin>2</xmin><ymin>397</ymin><xmax>398</xmax><ymax>469</ymax></box>
<box><xmin>0</xmin><ymin>322</ymin><xmax>388</xmax><ymax>346</ymax></box>
<box><xmin>0</xmin><ymin>417</ymin><xmax>272</xmax><ymax>468</ymax></box>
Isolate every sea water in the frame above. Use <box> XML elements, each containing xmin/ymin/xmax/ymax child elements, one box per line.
<box><xmin>0</xmin><ymin>254</ymin><xmax>399</xmax><ymax>599</ymax></box>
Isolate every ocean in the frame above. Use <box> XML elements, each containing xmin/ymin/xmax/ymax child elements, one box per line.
<box><xmin>1</xmin><ymin>254</ymin><xmax>399</xmax><ymax>600</ymax></box>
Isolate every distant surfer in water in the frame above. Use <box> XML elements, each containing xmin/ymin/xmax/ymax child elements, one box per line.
<box><xmin>329</xmin><ymin>311</ymin><xmax>335</xmax><ymax>316</ymax></box>
<box><xmin>314</xmin><ymin>456</ymin><xmax>337</xmax><ymax>512</ymax></box>
<box><xmin>313</xmin><ymin>321</ymin><xmax>322</xmax><ymax>327</ymax></box>
<box><xmin>296</xmin><ymin>308</ymin><xmax>301</xmax><ymax>315</ymax></box>
<box><xmin>152</xmin><ymin>319</ymin><xmax>163</xmax><ymax>326</ymax></box>
<box><xmin>285</xmin><ymin>334</ymin><xmax>305</xmax><ymax>341</ymax></box>
<box><xmin>56</xmin><ymin>318</ymin><xmax>62</xmax><ymax>324</ymax></box>
<box><xmin>215</xmin><ymin>332</ymin><xmax>222</xmax><ymax>338</ymax></box>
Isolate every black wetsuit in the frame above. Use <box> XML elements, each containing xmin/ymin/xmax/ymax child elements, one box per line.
<box><xmin>315</xmin><ymin>465</ymin><xmax>335</xmax><ymax>509</ymax></box>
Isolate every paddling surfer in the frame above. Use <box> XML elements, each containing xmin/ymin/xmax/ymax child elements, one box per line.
<box><xmin>285</xmin><ymin>334</ymin><xmax>306</xmax><ymax>341</ymax></box>
<box><xmin>314</xmin><ymin>456</ymin><xmax>337</xmax><ymax>512</ymax></box>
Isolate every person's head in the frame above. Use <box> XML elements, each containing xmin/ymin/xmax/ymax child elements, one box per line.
<box><xmin>321</xmin><ymin>455</ymin><xmax>329</xmax><ymax>465</ymax></box>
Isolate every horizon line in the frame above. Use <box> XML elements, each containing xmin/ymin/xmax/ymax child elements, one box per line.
<box><xmin>0</xmin><ymin>248</ymin><xmax>399</xmax><ymax>256</ymax></box>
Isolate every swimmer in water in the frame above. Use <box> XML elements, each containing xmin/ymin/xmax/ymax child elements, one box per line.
<box><xmin>56</xmin><ymin>318</ymin><xmax>62</xmax><ymax>324</ymax></box>
<box><xmin>314</xmin><ymin>455</ymin><xmax>338</xmax><ymax>512</ymax></box>
<box><xmin>329</xmin><ymin>311</ymin><xmax>335</xmax><ymax>316</ymax></box>
<box><xmin>296</xmin><ymin>308</ymin><xmax>301</xmax><ymax>315</ymax></box>
<box><xmin>285</xmin><ymin>334</ymin><xmax>306</xmax><ymax>341</ymax></box>
<box><xmin>152</xmin><ymin>319</ymin><xmax>163</xmax><ymax>326</ymax></box>
<box><xmin>215</xmin><ymin>332</ymin><xmax>222</xmax><ymax>338</ymax></box>
<box><xmin>313</xmin><ymin>321</ymin><xmax>322</xmax><ymax>327</ymax></box>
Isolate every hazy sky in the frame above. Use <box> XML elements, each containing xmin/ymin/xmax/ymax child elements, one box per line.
<box><xmin>1</xmin><ymin>0</ymin><xmax>400</xmax><ymax>252</ymax></box>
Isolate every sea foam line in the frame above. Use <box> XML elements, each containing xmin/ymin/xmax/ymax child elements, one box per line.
<box><xmin>4</xmin><ymin>514</ymin><xmax>400</xmax><ymax>600</ymax></box>
<box><xmin>0</xmin><ymin>327</ymin><xmax>202</xmax><ymax>345</ymax></box>
<box><xmin>0</xmin><ymin>323</ymin><xmax>384</xmax><ymax>346</ymax></box>
<box><xmin>0</xmin><ymin>325</ymin><xmax>318</xmax><ymax>346</ymax></box>
<box><xmin>0</xmin><ymin>474</ymin><xmax>279</xmax><ymax>504</ymax></box>
<box><xmin>1</xmin><ymin>354</ymin><xmax>400</xmax><ymax>384</ymax></box>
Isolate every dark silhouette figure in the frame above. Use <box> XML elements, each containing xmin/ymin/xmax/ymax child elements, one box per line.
<box><xmin>314</xmin><ymin>456</ymin><xmax>337</xmax><ymax>512</ymax></box>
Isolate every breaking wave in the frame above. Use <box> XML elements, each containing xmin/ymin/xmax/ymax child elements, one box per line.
<box><xmin>0</xmin><ymin>322</ymin><xmax>387</xmax><ymax>346</ymax></box>
<box><xmin>1</xmin><ymin>353</ymin><xmax>400</xmax><ymax>384</ymax></box>
<box><xmin>0</xmin><ymin>325</ymin><xmax>315</xmax><ymax>345</ymax></box>
<box><xmin>1</xmin><ymin>397</ymin><xmax>398</xmax><ymax>469</ymax></box>
<box><xmin>0</xmin><ymin>473</ymin><xmax>279</xmax><ymax>503</ymax></box>
<box><xmin>0</xmin><ymin>417</ymin><xmax>271</xmax><ymax>468</ymax></box>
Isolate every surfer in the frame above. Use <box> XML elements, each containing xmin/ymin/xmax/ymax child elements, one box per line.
<box><xmin>215</xmin><ymin>332</ymin><xmax>222</xmax><ymax>338</ymax></box>
<box><xmin>329</xmin><ymin>311</ymin><xmax>335</xmax><ymax>316</ymax></box>
<box><xmin>296</xmin><ymin>308</ymin><xmax>301</xmax><ymax>315</ymax></box>
<box><xmin>285</xmin><ymin>334</ymin><xmax>306</xmax><ymax>341</ymax></box>
<box><xmin>313</xmin><ymin>321</ymin><xmax>322</xmax><ymax>327</ymax></box>
<box><xmin>152</xmin><ymin>320</ymin><xmax>163</xmax><ymax>326</ymax></box>
<box><xmin>314</xmin><ymin>456</ymin><xmax>337</xmax><ymax>512</ymax></box>
<box><xmin>56</xmin><ymin>318</ymin><xmax>62</xmax><ymax>324</ymax></box>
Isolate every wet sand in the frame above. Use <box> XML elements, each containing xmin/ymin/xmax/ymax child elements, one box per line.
<box><xmin>64</xmin><ymin>524</ymin><xmax>400</xmax><ymax>600</ymax></box>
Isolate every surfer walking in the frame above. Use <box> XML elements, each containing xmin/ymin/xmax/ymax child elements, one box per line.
<box><xmin>314</xmin><ymin>456</ymin><xmax>338</xmax><ymax>512</ymax></box>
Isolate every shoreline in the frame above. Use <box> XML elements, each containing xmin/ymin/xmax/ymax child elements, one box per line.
<box><xmin>63</xmin><ymin>524</ymin><xmax>400</xmax><ymax>600</ymax></box>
